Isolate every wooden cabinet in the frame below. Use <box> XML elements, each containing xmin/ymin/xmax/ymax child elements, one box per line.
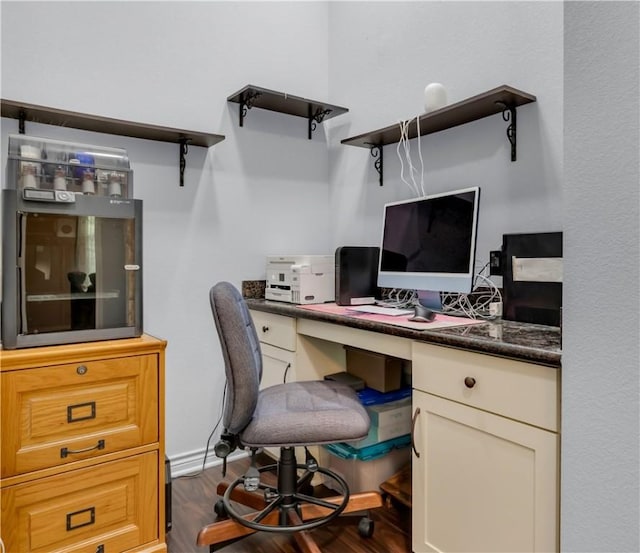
<box><xmin>0</xmin><ymin>335</ymin><xmax>167</xmax><ymax>553</ymax></box>
<box><xmin>411</xmin><ymin>343</ymin><xmax>559</xmax><ymax>553</ymax></box>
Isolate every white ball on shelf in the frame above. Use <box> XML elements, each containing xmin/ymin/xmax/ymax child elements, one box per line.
<box><xmin>424</xmin><ymin>83</ymin><xmax>447</xmax><ymax>113</ymax></box>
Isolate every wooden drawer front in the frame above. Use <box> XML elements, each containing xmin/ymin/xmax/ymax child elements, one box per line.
<box><xmin>1</xmin><ymin>355</ymin><xmax>158</xmax><ymax>478</ymax></box>
<box><xmin>412</xmin><ymin>343</ymin><xmax>558</xmax><ymax>431</ymax></box>
<box><xmin>250</xmin><ymin>310</ymin><xmax>296</xmax><ymax>351</ymax></box>
<box><xmin>1</xmin><ymin>452</ymin><xmax>158</xmax><ymax>553</ymax></box>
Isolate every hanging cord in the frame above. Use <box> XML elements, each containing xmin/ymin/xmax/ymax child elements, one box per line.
<box><xmin>416</xmin><ymin>115</ymin><xmax>426</xmax><ymax>196</ymax></box>
<box><xmin>396</xmin><ymin>115</ymin><xmax>426</xmax><ymax>197</ymax></box>
<box><xmin>397</xmin><ymin>119</ymin><xmax>419</xmax><ymax>196</ymax></box>
<box><xmin>175</xmin><ymin>383</ymin><xmax>227</xmax><ymax>479</ymax></box>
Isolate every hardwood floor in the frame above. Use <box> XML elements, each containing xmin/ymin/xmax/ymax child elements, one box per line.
<box><xmin>166</xmin><ymin>454</ymin><xmax>412</xmax><ymax>553</ymax></box>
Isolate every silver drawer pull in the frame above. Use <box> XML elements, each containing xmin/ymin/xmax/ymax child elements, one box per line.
<box><xmin>60</xmin><ymin>439</ymin><xmax>105</xmax><ymax>458</ymax></box>
<box><xmin>76</xmin><ymin>365</ymin><xmax>88</xmax><ymax>375</ymax></box>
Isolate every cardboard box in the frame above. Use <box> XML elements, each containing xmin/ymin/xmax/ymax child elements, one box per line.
<box><xmin>350</xmin><ymin>397</ymin><xmax>412</xmax><ymax>449</ymax></box>
<box><xmin>345</xmin><ymin>347</ymin><xmax>403</xmax><ymax>393</ymax></box>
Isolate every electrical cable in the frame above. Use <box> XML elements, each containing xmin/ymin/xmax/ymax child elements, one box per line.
<box><xmin>396</xmin><ymin>115</ymin><xmax>427</xmax><ymax>198</ymax></box>
<box><xmin>175</xmin><ymin>383</ymin><xmax>227</xmax><ymax>479</ymax></box>
<box><xmin>396</xmin><ymin>120</ymin><xmax>419</xmax><ymax>196</ymax></box>
<box><xmin>440</xmin><ymin>260</ymin><xmax>502</xmax><ymax>319</ymax></box>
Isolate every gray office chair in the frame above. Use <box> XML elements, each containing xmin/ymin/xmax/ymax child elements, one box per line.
<box><xmin>197</xmin><ymin>282</ymin><xmax>383</xmax><ymax>552</ymax></box>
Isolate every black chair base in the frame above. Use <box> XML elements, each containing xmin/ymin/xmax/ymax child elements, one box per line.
<box><xmin>197</xmin><ymin>448</ymin><xmax>383</xmax><ymax>553</ymax></box>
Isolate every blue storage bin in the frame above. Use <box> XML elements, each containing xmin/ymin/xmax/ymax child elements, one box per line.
<box><xmin>356</xmin><ymin>386</ymin><xmax>411</xmax><ymax>406</ymax></box>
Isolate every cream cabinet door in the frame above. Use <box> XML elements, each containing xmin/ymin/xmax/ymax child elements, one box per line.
<box><xmin>260</xmin><ymin>343</ymin><xmax>296</xmax><ymax>389</ymax></box>
<box><xmin>412</xmin><ymin>390</ymin><xmax>558</xmax><ymax>553</ymax></box>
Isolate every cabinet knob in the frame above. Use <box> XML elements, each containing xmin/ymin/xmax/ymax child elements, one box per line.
<box><xmin>76</xmin><ymin>365</ymin><xmax>88</xmax><ymax>375</ymax></box>
<box><xmin>262</xmin><ymin>326</ymin><xmax>269</xmax><ymax>333</ymax></box>
<box><xmin>464</xmin><ymin>376</ymin><xmax>476</xmax><ymax>389</ymax></box>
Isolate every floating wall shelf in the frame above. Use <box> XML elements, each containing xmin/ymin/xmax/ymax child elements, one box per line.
<box><xmin>341</xmin><ymin>85</ymin><xmax>536</xmax><ymax>186</ymax></box>
<box><xmin>1</xmin><ymin>98</ymin><xmax>225</xmax><ymax>186</ymax></box>
<box><xmin>227</xmin><ymin>85</ymin><xmax>349</xmax><ymax>139</ymax></box>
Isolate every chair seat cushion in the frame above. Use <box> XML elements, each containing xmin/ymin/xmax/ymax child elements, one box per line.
<box><xmin>239</xmin><ymin>381</ymin><xmax>370</xmax><ymax>448</ymax></box>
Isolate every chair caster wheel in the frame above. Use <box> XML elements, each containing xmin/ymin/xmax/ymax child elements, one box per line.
<box><xmin>358</xmin><ymin>516</ymin><xmax>374</xmax><ymax>538</ymax></box>
<box><xmin>214</xmin><ymin>498</ymin><xmax>228</xmax><ymax>518</ymax></box>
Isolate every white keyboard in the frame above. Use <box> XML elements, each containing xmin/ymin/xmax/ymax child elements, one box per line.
<box><xmin>347</xmin><ymin>305</ymin><xmax>414</xmax><ymax>317</ymax></box>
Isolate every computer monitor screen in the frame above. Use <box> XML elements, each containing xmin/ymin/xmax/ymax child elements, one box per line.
<box><xmin>378</xmin><ymin>186</ymin><xmax>480</xmax><ymax>308</ymax></box>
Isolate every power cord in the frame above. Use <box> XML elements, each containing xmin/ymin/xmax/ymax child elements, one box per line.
<box><xmin>397</xmin><ymin>116</ymin><xmax>426</xmax><ymax>198</ymax></box>
<box><xmin>440</xmin><ymin>261</ymin><xmax>503</xmax><ymax>319</ymax></box>
<box><xmin>175</xmin><ymin>383</ymin><xmax>227</xmax><ymax>479</ymax></box>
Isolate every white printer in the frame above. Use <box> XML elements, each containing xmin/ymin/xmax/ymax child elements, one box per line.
<box><xmin>265</xmin><ymin>255</ymin><xmax>335</xmax><ymax>304</ymax></box>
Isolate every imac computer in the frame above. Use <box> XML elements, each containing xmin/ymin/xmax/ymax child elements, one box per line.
<box><xmin>378</xmin><ymin>186</ymin><xmax>480</xmax><ymax>311</ymax></box>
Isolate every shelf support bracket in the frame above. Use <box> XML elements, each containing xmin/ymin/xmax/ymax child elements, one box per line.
<box><xmin>308</xmin><ymin>107</ymin><xmax>332</xmax><ymax>140</ymax></box>
<box><xmin>239</xmin><ymin>90</ymin><xmax>262</xmax><ymax>128</ymax></box>
<box><xmin>368</xmin><ymin>144</ymin><xmax>384</xmax><ymax>186</ymax></box>
<box><xmin>18</xmin><ymin>109</ymin><xmax>26</xmax><ymax>134</ymax></box>
<box><xmin>496</xmin><ymin>102</ymin><xmax>517</xmax><ymax>161</ymax></box>
<box><xmin>179</xmin><ymin>138</ymin><xmax>190</xmax><ymax>187</ymax></box>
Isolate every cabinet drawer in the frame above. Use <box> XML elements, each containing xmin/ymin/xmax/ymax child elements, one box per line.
<box><xmin>1</xmin><ymin>354</ymin><xmax>159</xmax><ymax>478</ymax></box>
<box><xmin>1</xmin><ymin>452</ymin><xmax>158</xmax><ymax>553</ymax></box>
<box><xmin>412</xmin><ymin>343</ymin><xmax>558</xmax><ymax>431</ymax></box>
<box><xmin>250</xmin><ymin>310</ymin><xmax>296</xmax><ymax>351</ymax></box>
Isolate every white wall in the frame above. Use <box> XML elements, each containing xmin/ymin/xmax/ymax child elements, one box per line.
<box><xmin>326</xmin><ymin>1</ymin><xmax>563</xmax><ymax>264</ymax></box>
<box><xmin>3</xmin><ymin>3</ymin><xmax>638</xmax><ymax>549</ymax></box>
<box><xmin>1</xmin><ymin>0</ymin><xmax>334</xmax><ymax>470</ymax></box>
<box><xmin>563</xmin><ymin>2</ymin><xmax>639</xmax><ymax>551</ymax></box>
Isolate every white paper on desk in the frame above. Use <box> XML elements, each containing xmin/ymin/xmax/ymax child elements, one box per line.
<box><xmin>298</xmin><ymin>303</ymin><xmax>483</xmax><ymax>330</ymax></box>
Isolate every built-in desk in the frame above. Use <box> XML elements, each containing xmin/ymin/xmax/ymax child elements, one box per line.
<box><xmin>247</xmin><ymin>299</ymin><xmax>561</xmax><ymax>553</ymax></box>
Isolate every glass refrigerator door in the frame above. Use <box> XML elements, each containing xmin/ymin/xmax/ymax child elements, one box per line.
<box><xmin>19</xmin><ymin>212</ymin><xmax>138</xmax><ymax>336</ymax></box>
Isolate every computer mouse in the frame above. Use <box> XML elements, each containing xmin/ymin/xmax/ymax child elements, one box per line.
<box><xmin>409</xmin><ymin>304</ymin><xmax>436</xmax><ymax>323</ymax></box>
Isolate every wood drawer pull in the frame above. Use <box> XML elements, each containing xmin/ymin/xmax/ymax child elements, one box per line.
<box><xmin>411</xmin><ymin>407</ymin><xmax>420</xmax><ymax>458</ymax></box>
<box><xmin>464</xmin><ymin>377</ymin><xmax>477</xmax><ymax>389</ymax></box>
<box><xmin>61</xmin><ymin>439</ymin><xmax>105</xmax><ymax>458</ymax></box>
<box><xmin>66</xmin><ymin>506</ymin><xmax>95</xmax><ymax>531</ymax></box>
<box><xmin>67</xmin><ymin>401</ymin><xmax>96</xmax><ymax>423</ymax></box>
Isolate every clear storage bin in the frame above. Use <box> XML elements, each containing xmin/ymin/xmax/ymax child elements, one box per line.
<box><xmin>6</xmin><ymin>134</ymin><xmax>133</xmax><ymax>198</ymax></box>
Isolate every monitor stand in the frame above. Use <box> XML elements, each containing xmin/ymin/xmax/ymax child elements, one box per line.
<box><xmin>417</xmin><ymin>290</ymin><xmax>442</xmax><ymax>312</ymax></box>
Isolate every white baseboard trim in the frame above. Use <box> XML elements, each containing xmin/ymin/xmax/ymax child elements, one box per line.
<box><xmin>167</xmin><ymin>448</ymin><xmax>249</xmax><ymax>478</ymax></box>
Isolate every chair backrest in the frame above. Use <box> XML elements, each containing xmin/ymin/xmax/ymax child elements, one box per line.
<box><xmin>210</xmin><ymin>282</ymin><xmax>263</xmax><ymax>434</ymax></box>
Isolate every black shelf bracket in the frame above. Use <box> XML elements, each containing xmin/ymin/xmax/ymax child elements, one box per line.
<box><xmin>308</xmin><ymin>107</ymin><xmax>332</xmax><ymax>140</ymax></box>
<box><xmin>239</xmin><ymin>90</ymin><xmax>262</xmax><ymax>128</ymax></box>
<box><xmin>368</xmin><ymin>144</ymin><xmax>384</xmax><ymax>186</ymax></box>
<box><xmin>179</xmin><ymin>138</ymin><xmax>191</xmax><ymax>187</ymax></box>
<box><xmin>496</xmin><ymin>101</ymin><xmax>517</xmax><ymax>161</ymax></box>
<box><xmin>18</xmin><ymin>109</ymin><xmax>26</xmax><ymax>134</ymax></box>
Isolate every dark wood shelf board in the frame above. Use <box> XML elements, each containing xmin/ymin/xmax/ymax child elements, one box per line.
<box><xmin>227</xmin><ymin>85</ymin><xmax>348</xmax><ymax>121</ymax></box>
<box><xmin>1</xmin><ymin>98</ymin><xmax>225</xmax><ymax>148</ymax></box>
<box><xmin>341</xmin><ymin>85</ymin><xmax>536</xmax><ymax>148</ymax></box>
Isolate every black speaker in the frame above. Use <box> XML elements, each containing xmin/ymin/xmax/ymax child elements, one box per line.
<box><xmin>335</xmin><ymin>246</ymin><xmax>380</xmax><ymax>306</ymax></box>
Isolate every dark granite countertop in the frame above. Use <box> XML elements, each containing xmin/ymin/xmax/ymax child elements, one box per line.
<box><xmin>246</xmin><ymin>299</ymin><xmax>561</xmax><ymax>368</ymax></box>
